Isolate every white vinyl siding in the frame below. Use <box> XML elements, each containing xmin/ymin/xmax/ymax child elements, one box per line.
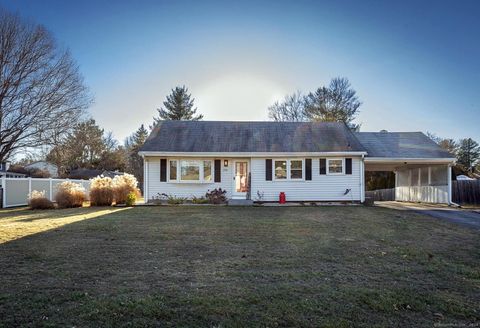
<box><xmin>251</xmin><ymin>157</ymin><xmax>362</xmax><ymax>202</ymax></box>
<box><xmin>146</xmin><ymin>157</ymin><xmax>232</xmax><ymax>200</ymax></box>
<box><xmin>145</xmin><ymin>156</ymin><xmax>362</xmax><ymax>202</ymax></box>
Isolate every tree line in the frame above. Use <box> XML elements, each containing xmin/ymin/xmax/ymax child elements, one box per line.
<box><xmin>427</xmin><ymin>133</ymin><xmax>480</xmax><ymax>174</ymax></box>
<box><xmin>1</xmin><ymin>6</ymin><xmax>478</xmax><ymax>186</ymax></box>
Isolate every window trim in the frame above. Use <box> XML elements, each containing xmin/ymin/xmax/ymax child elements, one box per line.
<box><xmin>167</xmin><ymin>159</ymin><xmax>215</xmax><ymax>183</ymax></box>
<box><xmin>272</xmin><ymin>159</ymin><xmax>305</xmax><ymax>181</ymax></box>
<box><xmin>327</xmin><ymin>158</ymin><xmax>345</xmax><ymax>175</ymax></box>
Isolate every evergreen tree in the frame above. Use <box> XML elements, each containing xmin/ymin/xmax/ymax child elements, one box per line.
<box><xmin>304</xmin><ymin>77</ymin><xmax>361</xmax><ymax>129</ymax></box>
<box><xmin>125</xmin><ymin>124</ymin><xmax>149</xmax><ymax>190</ymax></box>
<box><xmin>457</xmin><ymin>138</ymin><xmax>480</xmax><ymax>171</ymax></box>
<box><xmin>152</xmin><ymin>86</ymin><xmax>203</xmax><ymax>126</ymax></box>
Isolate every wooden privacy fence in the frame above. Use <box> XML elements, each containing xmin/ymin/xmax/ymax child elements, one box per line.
<box><xmin>365</xmin><ymin>188</ymin><xmax>395</xmax><ymax>201</ymax></box>
<box><xmin>0</xmin><ymin>177</ymin><xmax>90</xmax><ymax>208</ymax></box>
<box><xmin>452</xmin><ymin>180</ymin><xmax>480</xmax><ymax>205</ymax></box>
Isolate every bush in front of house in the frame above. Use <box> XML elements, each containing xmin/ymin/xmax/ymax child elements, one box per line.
<box><xmin>205</xmin><ymin>188</ymin><xmax>227</xmax><ymax>204</ymax></box>
<box><xmin>166</xmin><ymin>195</ymin><xmax>187</xmax><ymax>205</ymax></box>
<box><xmin>28</xmin><ymin>190</ymin><xmax>55</xmax><ymax>210</ymax></box>
<box><xmin>90</xmin><ymin>176</ymin><xmax>114</xmax><ymax>206</ymax></box>
<box><xmin>55</xmin><ymin>181</ymin><xmax>86</xmax><ymax>208</ymax></box>
<box><xmin>192</xmin><ymin>196</ymin><xmax>209</xmax><ymax>204</ymax></box>
<box><xmin>112</xmin><ymin>173</ymin><xmax>140</xmax><ymax>204</ymax></box>
<box><xmin>125</xmin><ymin>192</ymin><xmax>137</xmax><ymax>207</ymax></box>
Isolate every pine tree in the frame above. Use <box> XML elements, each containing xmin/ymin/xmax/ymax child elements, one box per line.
<box><xmin>304</xmin><ymin>77</ymin><xmax>361</xmax><ymax>129</ymax></box>
<box><xmin>125</xmin><ymin>124</ymin><xmax>149</xmax><ymax>190</ymax></box>
<box><xmin>457</xmin><ymin>138</ymin><xmax>480</xmax><ymax>171</ymax></box>
<box><xmin>153</xmin><ymin>86</ymin><xmax>203</xmax><ymax>126</ymax></box>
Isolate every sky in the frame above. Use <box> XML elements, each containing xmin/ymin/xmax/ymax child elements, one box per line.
<box><xmin>1</xmin><ymin>0</ymin><xmax>479</xmax><ymax>143</ymax></box>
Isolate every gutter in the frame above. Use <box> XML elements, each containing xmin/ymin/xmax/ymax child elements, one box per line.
<box><xmin>364</xmin><ymin>157</ymin><xmax>456</xmax><ymax>164</ymax></box>
<box><xmin>138</xmin><ymin>151</ymin><xmax>369</xmax><ymax>157</ymax></box>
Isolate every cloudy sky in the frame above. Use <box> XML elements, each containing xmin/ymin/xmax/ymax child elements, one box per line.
<box><xmin>2</xmin><ymin>0</ymin><xmax>479</xmax><ymax>142</ymax></box>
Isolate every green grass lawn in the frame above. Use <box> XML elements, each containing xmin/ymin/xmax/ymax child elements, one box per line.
<box><xmin>0</xmin><ymin>205</ymin><xmax>479</xmax><ymax>327</ymax></box>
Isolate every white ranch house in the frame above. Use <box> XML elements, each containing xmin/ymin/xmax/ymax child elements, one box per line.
<box><xmin>139</xmin><ymin>121</ymin><xmax>455</xmax><ymax>204</ymax></box>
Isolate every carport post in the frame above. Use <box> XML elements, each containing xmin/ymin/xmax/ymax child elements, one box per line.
<box><xmin>447</xmin><ymin>164</ymin><xmax>452</xmax><ymax>205</ymax></box>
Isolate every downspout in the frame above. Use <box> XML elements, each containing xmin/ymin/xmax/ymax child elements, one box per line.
<box><xmin>447</xmin><ymin>163</ymin><xmax>461</xmax><ymax>207</ymax></box>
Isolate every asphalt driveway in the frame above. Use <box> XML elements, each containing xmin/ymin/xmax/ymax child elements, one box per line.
<box><xmin>377</xmin><ymin>201</ymin><xmax>480</xmax><ymax>229</ymax></box>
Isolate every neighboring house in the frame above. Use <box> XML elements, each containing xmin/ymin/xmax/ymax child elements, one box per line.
<box><xmin>0</xmin><ymin>161</ymin><xmax>26</xmax><ymax>178</ymax></box>
<box><xmin>68</xmin><ymin>168</ymin><xmax>124</xmax><ymax>180</ymax></box>
<box><xmin>139</xmin><ymin>121</ymin><xmax>455</xmax><ymax>204</ymax></box>
<box><xmin>24</xmin><ymin>161</ymin><xmax>59</xmax><ymax>177</ymax></box>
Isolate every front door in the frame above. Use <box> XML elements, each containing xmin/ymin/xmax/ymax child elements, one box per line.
<box><xmin>233</xmin><ymin>161</ymin><xmax>249</xmax><ymax>199</ymax></box>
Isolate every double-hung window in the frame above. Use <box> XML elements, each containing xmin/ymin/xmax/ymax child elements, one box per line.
<box><xmin>327</xmin><ymin>158</ymin><xmax>344</xmax><ymax>175</ymax></box>
<box><xmin>168</xmin><ymin>159</ymin><xmax>213</xmax><ymax>183</ymax></box>
<box><xmin>273</xmin><ymin>159</ymin><xmax>304</xmax><ymax>181</ymax></box>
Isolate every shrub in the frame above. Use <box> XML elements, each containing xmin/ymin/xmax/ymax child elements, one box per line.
<box><xmin>192</xmin><ymin>196</ymin><xmax>209</xmax><ymax>204</ymax></box>
<box><xmin>55</xmin><ymin>181</ymin><xmax>86</xmax><ymax>208</ymax></box>
<box><xmin>28</xmin><ymin>190</ymin><xmax>54</xmax><ymax>210</ymax></box>
<box><xmin>205</xmin><ymin>188</ymin><xmax>227</xmax><ymax>204</ymax></box>
<box><xmin>112</xmin><ymin>174</ymin><xmax>139</xmax><ymax>204</ymax></box>
<box><xmin>158</xmin><ymin>193</ymin><xmax>186</xmax><ymax>205</ymax></box>
<box><xmin>90</xmin><ymin>176</ymin><xmax>114</xmax><ymax>206</ymax></box>
<box><xmin>125</xmin><ymin>192</ymin><xmax>136</xmax><ymax>207</ymax></box>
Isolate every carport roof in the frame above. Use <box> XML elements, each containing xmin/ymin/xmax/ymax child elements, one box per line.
<box><xmin>355</xmin><ymin>132</ymin><xmax>455</xmax><ymax>159</ymax></box>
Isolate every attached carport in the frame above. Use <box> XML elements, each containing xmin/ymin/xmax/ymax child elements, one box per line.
<box><xmin>355</xmin><ymin>131</ymin><xmax>456</xmax><ymax>205</ymax></box>
<box><xmin>364</xmin><ymin>158</ymin><xmax>453</xmax><ymax>204</ymax></box>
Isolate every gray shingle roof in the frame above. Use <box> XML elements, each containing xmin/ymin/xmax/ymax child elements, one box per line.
<box><xmin>141</xmin><ymin>121</ymin><xmax>366</xmax><ymax>153</ymax></box>
<box><xmin>355</xmin><ymin>132</ymin><xmax>454</xmax><ymax>158</ymax></box>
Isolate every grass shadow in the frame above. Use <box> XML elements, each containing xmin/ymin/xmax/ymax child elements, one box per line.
<box><xmin>0</xmin><ymin>206</ymin><xmax>478</xmax><ymax>327</ymax></box>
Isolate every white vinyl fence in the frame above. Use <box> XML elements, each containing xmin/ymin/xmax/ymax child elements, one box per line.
<box><xmin>0</xmin><ymin>177</ymin><xmax>90</xmax><ymax>208</ymax></box>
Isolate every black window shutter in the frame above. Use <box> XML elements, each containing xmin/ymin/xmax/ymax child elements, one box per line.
<box><xmin>305</xmin><ymin>159</ymin><xmax>312</xmax><ymax>180</ymax></box>
<box><xmin>266</xmin><ymin>159</ymin><xmax>272</xmax><ymax>181</ymax></box>
<box><xmin>160</xmin><ymin>159</ymin><xmax>167</xmax><ymax>182</ymax></box>
<box><xmin>345</xmin><ymin>158</ymin><xmax>352</xmax><ymax>175</ymax></box>
<box><xmin>319</xmin><ymin>158</ymin><xmax>327</xmax><ymax>175</ymax></box>
<box><xmin>214</xmin><ymin>159</ymin><xmax>221</xmax><ymax>182</ymax></box>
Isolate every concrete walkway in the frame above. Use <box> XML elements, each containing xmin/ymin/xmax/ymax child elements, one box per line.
<box><xmin>377</xmin><ymin>201</ymin><xmax>480</xmax><ymax>230</ymax></box>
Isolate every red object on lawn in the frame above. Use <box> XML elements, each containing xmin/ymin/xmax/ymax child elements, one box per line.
<box><xmin>279</xmin><ymin>192</ymin><xmax>286</xmax><ymax>204</ymax></box>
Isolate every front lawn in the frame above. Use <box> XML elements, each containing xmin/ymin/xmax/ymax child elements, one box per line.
<box><xmin>0</xmin><ymin>206</ymin><xmax>478</xmax><ymax>327</ymax></box>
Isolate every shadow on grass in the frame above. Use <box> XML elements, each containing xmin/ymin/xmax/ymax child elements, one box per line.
<box><xmin>0</xmin><ymin>206</ymin><xmax>479</xmax><ymax>327</ymax></box>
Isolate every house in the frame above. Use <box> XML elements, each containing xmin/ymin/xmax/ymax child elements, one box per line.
<box><xmin>68</xmin><ymin>168</ymin><xmax>125</xmax><ymax>180</ymax></box>
<box><xmin>24</xmin><ymin>161</ymin><xmax>59</xmax><ymax>177</ymax></box>
<box><xmin>139</xmin><ymin>121</ymin><xmax>455</xmax><ymax>204</ymax></box>
<box><xmin>0</xmin><ymin>161</ymin><xmax>26</xmax><ymax>178</ymax></box>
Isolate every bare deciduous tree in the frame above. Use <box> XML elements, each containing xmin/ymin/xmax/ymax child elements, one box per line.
<box><xmin>0</xmin><ymin>9</ymin><xmax>91</xmax><ymax>162</ymax></box>
<box><xmin>268</xmin><ymin>91</ymin><xmax>307</xmax><ymax>122</ymax></box>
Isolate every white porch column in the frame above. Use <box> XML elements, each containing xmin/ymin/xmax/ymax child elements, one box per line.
<box><xmin>360</xmin><ymin>157</ymin><xmax>365</xmax><ymax>203</ymax></box>
<box><xmin>143</xmin><ymin>157</ymin><xmax>148</xmax><ymax>204</ymax></box>
<box><xmin>447</xmin><ymin>164</ymin><xmax>452</xmax><ymax>205</ymax></box>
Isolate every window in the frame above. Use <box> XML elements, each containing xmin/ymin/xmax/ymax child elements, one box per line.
<box><xmin>273</xmin><ymin>159</ymin><xmax>304</xmax><ymax>180</ymax></box>
<box><xmin>274</xmin><ymin>160</ymin><xmax>287</xmax><ymax>179</ymax></box>
<box><xmin>327</xmin><ymin>159</ymin><xmax>344</xmax><ymax>175</ymax></box>
<box><xmin>169</xmin><ymin>160</ymin><xmax>177</xmax><ymax>180</ymax></box>
<box><xmin>290</xmin><ymin>160</ymin><xmax>303</xmax><ymax>179</ymax></box>
<box><xmin>181</xmin><ymin>160</ymin><xmax>200</xmax><ymax>181</ymax></box>
<box><xmin>430</xmin><ymin>166</ymin><xmax>448</xmax><ymax>186</ymax></box>
<box><xmin>203</xmin><ymin>161</ymin><xmax>212</xmax><ymax>182</ymax></box>
<box><xmin>168</xmin><ymin>159</ymin><xmax>213</xmax><ymax>183</ymax></box>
